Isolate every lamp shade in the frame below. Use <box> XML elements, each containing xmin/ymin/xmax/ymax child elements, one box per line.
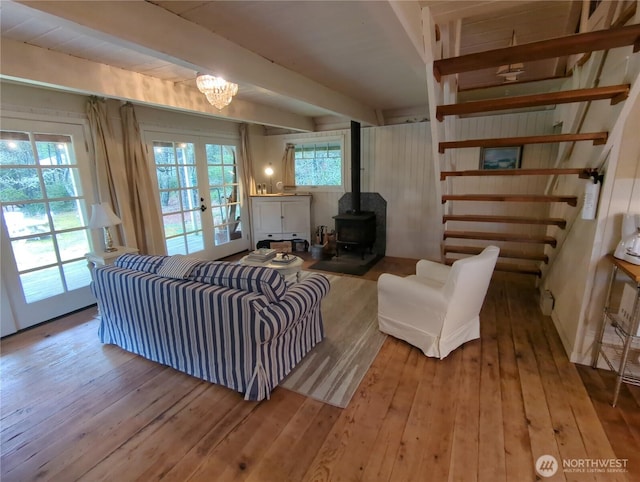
<box><xmin>88</xmin><ymin>203</ymin><xmax>122</xmax><ymax>229</ymax></box>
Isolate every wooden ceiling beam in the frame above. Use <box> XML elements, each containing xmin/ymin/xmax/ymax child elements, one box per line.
<box><xmin>438</xmin><ymin>132</ymin><xmax>608</xmax><ymax>153</ymax></box>
<box><xmin>433</xmin><ymin>24</ymin><xmax>640</xmax><ymax>81</ymax></box>
<box><xmin>436</xmin><ymin>85</ymin><xmax>630</xmax><ymax>121</ymax></box>
<box><xmin>0</xmin><ymin>39</ymin><xmax>315</xmax><ymax>132</ymax></box>
<box><xmin>14</xmin><ymin>0</ymin><xmax>380</xmax><ymax>126</ymax></box>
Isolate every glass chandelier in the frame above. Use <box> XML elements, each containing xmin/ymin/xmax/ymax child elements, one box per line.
<box><xmin>196</xmin><ymin>73</ymin><xmax>238</xmax><ymax>110</ymax></box>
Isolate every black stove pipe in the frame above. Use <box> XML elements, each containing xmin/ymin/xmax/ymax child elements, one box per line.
<box><xmin>350</xmin><ymin>120</ymin><xmax>361</xmax><ymax>214</ymax></box>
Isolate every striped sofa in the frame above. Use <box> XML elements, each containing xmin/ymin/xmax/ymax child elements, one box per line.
<box><xmin>92</xmin><ymin>254</ymin><xmax>330</xmax><ymax>401</ymax></box>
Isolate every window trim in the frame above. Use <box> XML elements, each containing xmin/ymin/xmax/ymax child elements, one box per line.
<box><xmin>286</xmin><ymin>135</ymin><xmax>346</xmax><ymax>193</ymax></box>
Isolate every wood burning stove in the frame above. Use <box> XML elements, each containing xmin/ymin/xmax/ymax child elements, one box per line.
<box><xmin>334</xmin><ymin>211</ymin><xmax>376</xmax><ymax>258</ymax></box>
<box><xmin>333</xmin><ymin>120</ymin><xmax>376</xmax><ymax>258</ymax></box>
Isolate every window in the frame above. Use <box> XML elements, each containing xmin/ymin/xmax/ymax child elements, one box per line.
<box><xmin>294</xmin><ymin>140</ymin><xmax>343</xmax><ymax>188</ymax></box>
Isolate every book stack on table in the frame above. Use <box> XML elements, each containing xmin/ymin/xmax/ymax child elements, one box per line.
<box><xmin>246</xmin><ymin>248</ymin><xmax>277</xmax><ymax>263</ymax></box>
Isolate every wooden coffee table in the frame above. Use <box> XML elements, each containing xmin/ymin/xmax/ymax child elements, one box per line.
<box><xmin>239</xmin><ymin>254</ymin><xmax>304</xmax><ymax>282</ymax></box>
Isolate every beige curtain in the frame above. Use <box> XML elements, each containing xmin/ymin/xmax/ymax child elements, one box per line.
<box><xmin>282</xmin><ymin>143</ymin><xmax>296</xmax><ymax>187</ymax></box>
<box><xmin>120</xmin><ymin>103</ymin><xmax>165</xmax><ymax>255</ymax></box>
<box><xmin>239</xmin><ymin>123</ymin><xmax>256</xmax><ymax>248</ymax></box>
<box><xmin>239</xmin><ymin>123</ymin><xmax>256</xmax><ymax>196</ymax></box>
<box><xmin>86</xmin><ymin>97</ymin><xmax>136</xmax><ymax>248</ymax></box>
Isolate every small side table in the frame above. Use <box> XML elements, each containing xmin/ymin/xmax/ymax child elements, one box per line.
<box><xmin>86</xmin><ymin>246</ymin><xmax>139</xmax><ymax>273</ymax></box>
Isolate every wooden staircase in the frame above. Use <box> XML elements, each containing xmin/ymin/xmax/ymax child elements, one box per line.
<box><xmin>433</xmin><ymin>23</ymin><xmax>640</xmax><ymax>276</ymax></box>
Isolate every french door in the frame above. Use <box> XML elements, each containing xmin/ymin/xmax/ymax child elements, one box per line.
<box><xmin>0</xmin><ymin>119</ymin><xmax>96</xmax><ymax>334</ymax></box>
<box><xmin>147</xmin><ymin>132</ymin><xmax>248</xmax><ymax>259</ymax></box>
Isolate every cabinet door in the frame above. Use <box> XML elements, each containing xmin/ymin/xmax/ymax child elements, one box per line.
<box><xmin>281</xmin><ymin>200</ymin><xmax>309</xmax><ymax>233</ymax></box>
<box><xmin>253</xmin><ymin>200</ymin><xmax>283</xmax><ymax>233</ymax></box>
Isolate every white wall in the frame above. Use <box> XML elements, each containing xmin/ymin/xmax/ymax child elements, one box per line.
<box><xmin>367</xmin><ymin>123</ymin><xmax>439</xmax><ymax>259</ymax></box>
<box><xmin>541</xmin><ymin>30</ymin><xmax>640</xmax><ymax>362</ymax></box>
<box><xmin>573</xmin><ymin>89</ymin><xmax>640</xmax><ymax>364</ymax></box>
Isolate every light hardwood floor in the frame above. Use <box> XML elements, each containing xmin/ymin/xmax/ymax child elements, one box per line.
<box><xmin>1</xmin><ymin>254</ymin><xmax>639</xmax><ymax>481</ymax></box>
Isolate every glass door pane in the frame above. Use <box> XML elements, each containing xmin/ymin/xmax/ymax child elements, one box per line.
<box><xmin>0</xmin><ymin>122</ymin><xmax>95</xmax><ymax>332</ymax></box>
<box><xmin>1</xmin><ymin>131</ymin><xmax>92</xmax><ymax>302</ymax></box>
<box><xmin>206</xmin><ymin>143</ymin><xmax>243</xmax><ymax>247</ymax></box>
<box><xmin>152</xmin><ymin>141</ymin><xmax>204</xmax><ymax>255</ymax></box>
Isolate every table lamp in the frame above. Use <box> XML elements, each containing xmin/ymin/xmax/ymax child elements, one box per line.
<box><xmin>265</xmin><ymin>164</ymin><xmax>274</xmax><ymax>194</ymax></box>
<box><xmin>89</xmin><ymin>202</ymin><xmax>122</xmax><ymax>252</ymax></box>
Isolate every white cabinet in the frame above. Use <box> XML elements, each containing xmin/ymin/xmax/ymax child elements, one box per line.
<box><xmin>251</xmin><ymin>195</ymin><xmax>311</xmax><ymax>248</ymax></box>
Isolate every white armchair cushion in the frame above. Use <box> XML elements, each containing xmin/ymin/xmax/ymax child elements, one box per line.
<box><xmin>378</xmin><ymin>246</ymin><xmax>499</xmax><ymax>358</ymax></box>
<box><xmin>416</xmin><ymin>259</ymin><xmax>451</xmax><ymax>283</ymax></box>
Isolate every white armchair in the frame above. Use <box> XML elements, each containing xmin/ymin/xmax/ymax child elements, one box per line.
<box><xmin>377</xmin><ymin>246</ymin><xmax>499</xmax><ymax>358</ymax></box>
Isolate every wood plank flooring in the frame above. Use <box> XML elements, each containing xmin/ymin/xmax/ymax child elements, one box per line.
<box><xmin>1</xmin><ymin>254</ymin><xmax>639</xmax><ymax>481</ymax></box>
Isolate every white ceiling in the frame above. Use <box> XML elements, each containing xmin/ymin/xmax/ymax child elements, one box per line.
<box><xmin>0</xmin><ymin>0</ymin><xmax>582</xmax><ymax>131</ymax></box>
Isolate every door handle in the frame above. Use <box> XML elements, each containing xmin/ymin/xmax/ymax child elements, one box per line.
<box><xmin>201</xmin><ymin>205</ymin><xmax>207</xmax><ymax>212</ymax></box>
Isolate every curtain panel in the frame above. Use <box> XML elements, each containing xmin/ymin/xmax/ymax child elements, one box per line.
<box><xmin>86</xmin><ymin>97</ymin><xmax>136</xmax><ymax>248</ymax></box>
<box><xmin>282</xmin><ymin>143</ymin><xmax>295</xmax><ymax>187</ymax></box>
<box><xmin>239</xmin><ymin>123</ymin><xmax>256</xmax><ymax>248</ymax></box>
<box><xmin>120</xmin><ymin>103</ymin><xmax>165</xmax><ymax>255</ymax></box>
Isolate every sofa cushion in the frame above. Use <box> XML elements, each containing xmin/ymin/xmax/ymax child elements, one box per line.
<box><xmin>115</xmin><ymin>253</ymin><xmax>166</xmax><ymax>274</ymax></box>
<box><xmin>189</xmin><ymin>261</ymin><xmax>287</xmax><ymax>302</ymax></box>
<box><xmin>157</xmin><ymin>254</ymin><xmax>203</xmax><ymax>279</ymax></box>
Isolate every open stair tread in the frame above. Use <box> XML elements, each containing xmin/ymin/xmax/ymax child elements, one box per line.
<box><xmin>442</xmin><ymin>194</ymin><xmax>578</xmax><ymax>206</ymax></box>
<box><xmin>440</xmin><ymin>168</ymin><xmax>596</xmax><ymax>180</ymax></box>
<box><xmin>443</xmin><ymin>214</ymin><xmax>566</xmax><ymax>228</ymax></box>
<box><xmin>438</xmin><ymin>132</ymin><xmax>607</xmax><ymax>153</ymax></box>
<box><xmin>494</xmin><ymin>262</ymin><xmax>542</xmax><ymax>277</ymax></box>
<box><xmin>446</xmin><ymin>257</ymin><xmax>542</xmax><ymax>276</ymax></box>
<box><xmin>444</xmin><ymin>245</ymin><xmax>549</xmax><ymax>262</ymax></box>
<box><xmin>444</xmin><ymin>230</ymin><xmax>557</xmax><ymax>246</ymax></box>
<box><xmin>433</xmin><ymin>23</ymin><xmax>640</xmax><ymax>80</ymax></box>
<box><xmin>435</xmin><ymin>85</ymin><xmax>629</xmax><ymax>121</ymax></box>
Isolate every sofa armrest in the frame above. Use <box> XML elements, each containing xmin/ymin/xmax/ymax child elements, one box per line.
<box><xmin>255</xmin><ymin>273</ymin><xmax>330</xmax><ymax>341</ymax></box>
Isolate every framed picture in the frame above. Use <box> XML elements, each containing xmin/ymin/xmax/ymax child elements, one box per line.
<box><xmin>480</xmin><ymin>146</ymin><xmax>522</xmax><ymax>170</ymax></box>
